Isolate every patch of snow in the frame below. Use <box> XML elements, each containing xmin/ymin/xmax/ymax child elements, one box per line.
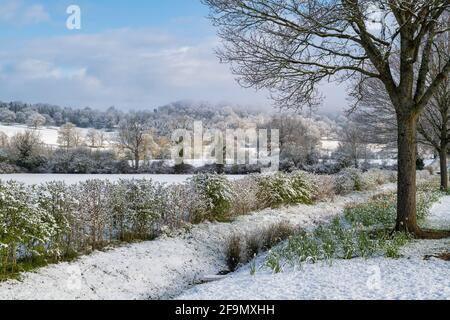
<box><xmin>0</xmin><ymin>124</ymin><xmax>114</xmax><ymax>148</ymax></box>
<box><xmin>422</xmin><ymin>196</ymin><xmax>450</xmax><ymax>230</ymax></box>
<box><xmin>177</xmin><ymin>247</ymin><xmax>450</xmax><ymax>300</ymax></box>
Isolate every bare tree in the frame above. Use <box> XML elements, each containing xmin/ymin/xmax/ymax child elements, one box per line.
<box><xmin>57</xmin><ymin>122</ymin><xmax>83</xmax><ymax>149</ymax></box>
<box><xmin>116</xmin><ymin>113</ymin><xmax>150</xmax><ymax>170</ymax></box>
<box><xmin>86</xmin><ymin>128</ymin><xmax>101</xmax><ymax>149</ymax></box>
<box><xmin>57</xmin><ymin>122</ymin><xmax>76</xmax><ymax>149</ymax></box>
<box><xmin>203</xmin><ymin>0</ymin><xmax>450</xmax><ymax>237</ymax></box>
<box><xmin>352</xmin><ymin>77</ymin><xmax>398</xmax><ymax>146</ymax></box>
<box><xmin>418</xmin><ymin>31</ymin><xmax>450</xmax><ymax>190</ymax></box>
<box><xmin>266</xmin><ymin>115</ymin><xmax>322</xmax><ymax>167</ymax></box>
<box><xmin>0</xmin><ymin>131</ymin><xmax>8</xmax><ymax>148</ymax></box>
<box><xmin>334</xmin><ymin>122</ymin><xmax>371</xmax><ymax>168</ymax></box>
<box><xmin>355</xmin><ymin>22</ymin><xmax>450</xmax><ymax>190</ymax></box>
<box><xmin>26</xmin><ymin>113</ymin><xmax>46</xmax><ymax>130</ymax></box>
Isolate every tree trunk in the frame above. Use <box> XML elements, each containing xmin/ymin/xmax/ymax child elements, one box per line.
<box><xmin>134</xmin><ymin>151</ymin><xmax>140</xmax><ymax>170</ymax></box>
<box><xmin>395</xmin><ymin>115</ymin><xmax>421</xmax><ymax>234</ymax></box>
<box><xmin>439</xmin><ymin>147</ymin><xmax>448</xmax><ymax>191</ymax></box>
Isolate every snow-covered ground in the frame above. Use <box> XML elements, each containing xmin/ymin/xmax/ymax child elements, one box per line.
<box><xmin>422</xmin><ymin>196</ymin><xmax>450</xmax><ymax>231</ymax></box>
<box><xmin>177</xmin><ymin>197</ymin><xmax>450</xmax><ymax>300</ymax></box>
<box><xmin>0</xmin><ymin>183</ymin><xmax>396</xmax><ymax>300</ymax></box>
<box><xmin>0</xmin><ymin>174</ymin><xmax>246</xmax><ymax>185</ymax></box>
<box><xmin>0</xmin><ymin>124</ymin><xmax>114</xmax><ymax>148</ymax></box>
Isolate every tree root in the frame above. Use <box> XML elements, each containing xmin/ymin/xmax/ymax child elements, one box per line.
<box><xmin>413</xmin><ymin>228</ymin><xmax>450</xmax><ymax>240</ymax></box>
<box><xmin>393</xmin><ymin>225</ymin><xmax>450</xmax><ymax>239</ymax></box>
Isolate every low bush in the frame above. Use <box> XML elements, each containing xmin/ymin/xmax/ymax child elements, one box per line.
<box><xmin>334</xmin><ymin>168</ymin><xmax>366</xmax><ymax>195</ymax></box>
<box><xmin>229</xmin><ymin>176</ymin><xmax>260</xmax><ymax>215</ymax></box>
<box><xmin>416</xmin><ymin>170</ymin><xmax>432</xmax><ymax>181</ymax></box>
<box><xmin>334</xmin><ymin>168</ymin><xmax>397</xmax><ymax>195</ymax></box>
<box><xmin>189</xmin><ymin>174</ymin><xmax>235</xmax><ymax>221</ymax></box>
<box><xmin>308</xmin><ymin>174</ymin><xmax>335</xmax><ymax>202</ymax></box>
<box><xmin>256</xmin><ymin>171</ymin><xmax>317</xmax><ymax>208</ymax></box>
<box><xmin>0</xmin><ymin>181</ymin><xmax>58</xmax><ymax>276</ymax></box>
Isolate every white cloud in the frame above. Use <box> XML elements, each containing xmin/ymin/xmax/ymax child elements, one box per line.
<box><xmin>0</xmin><ymin>0</ymin><xmax>49</xmax><ymax>25</ymax></box>
<box><xmin>22</xmin><ymin>4</ymin><xmax>49</xmax><ymax>24</ymax></box>
<box><xmin>0</xmin><ymin>27</ymin><xmax>347</xmax><ymax>113</ymax></box>
<box><xmin>0</xmin><ymin>28</ymin><xmax>272</xmax><ymax>109</ymax></box>
<box><xmin>0</xmin><ymin>0</ymin><xmax>21</xmax><ymax>22</ymax></box>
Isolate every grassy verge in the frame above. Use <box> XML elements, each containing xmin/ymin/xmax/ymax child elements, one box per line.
<box><xmin>260</xmin><ymin>181</ymin><xmax>446</xmax><ymax>274</ymax></box>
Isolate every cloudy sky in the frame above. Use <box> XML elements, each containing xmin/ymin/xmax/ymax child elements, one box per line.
<box><xmin>0</xmin><ymin>0</ymin><xmax>347</xmax><ymax>113</ymax></box>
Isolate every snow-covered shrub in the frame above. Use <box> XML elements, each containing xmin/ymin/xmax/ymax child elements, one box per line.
<box><xmin>309</xmin><ymin>174</ymin><xmax>336</xmax><ymax>201</ymax></box>
<box><xmin>0</xmin><ymin>162</ymin><xmax>23</xmax><ymax>174</ymax></box>
<box><xmin>256</xmin><ymin>173</ymin><xmax>294</xmax><ymax>208</ymax></box>
<box><xmin>363</xmin><ymin>169</ymin><xmax>397</xmax><ymax>187</ymax></box>
<box><xmin>364</xmin><ymin>169</ymin><xmax>386</xmax><ymax>186</ymax></box>
<box><xmin>189</xmin><ymin>174</ymin><xmax>235</xmax><ymax>221</ymax></box>
<box><xmin>36</xmin><ymin>182</ymin><xmax>79</xmax><ymax>259</ymax></box>
<box><xmin>290</xmin><ymin>171</ymin><xmax>318</xmax><ymax>205</ymax></box>
<box><xmin>74</xmin><ymin>180</ymin><xmax>113</xmax><ymax>251</ymax></box>
<box><xmin>230</xmin><ymin>176</ymin><xmax>260</xmax><ymax>215</ymax></box>
<box><xmin>107</xmin><ymin>180</ymin><xmax>129</xmax><ymax>241</ymax></box>
<box><xmin>256</xmin><ymin>172</ymin><xmax>317</xmax><ymax>208</ymax></box>
<box><xmin>334</xmin><ymin>168</ymin><xmax>368</xmax><ymax>195</ymax></box>
<box><xmin>385</xmin><ymin>170</ymin><xmax>398</xmax><ymax>183</ymax></box>
<box><xmin>166</xmin><ymin>183</ymin><xmax>208</xmax><ymax>226</ymax></box>
<box><xmin>110</xmin><ymin>179</ymin><xmax>166</xmax><ymax>241</ymax></box>
<box><xmin>424</xmin><ymin>166</ymin><xmax>434</xmax><ymax>175</ymax></box>
<box><xmin>0</xmin><ymin>181</ymin><xmax>58</xmax><ymax>274</ymax></box>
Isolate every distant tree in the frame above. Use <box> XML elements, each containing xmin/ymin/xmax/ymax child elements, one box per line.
<box><xmin>97</xmin><ymin>131</ymin><xmax>107</xmax><ymax>148</ymax></box>
<box><xmin>15</xmin><ymin>112</ymin><xmax>27</xmax><ymax>124</ymax></box>
<box><xmin>42</xmin><ymin>114</ymin><xmax>55</xmax><ymax>126</ymax></box>
<box><xmin>417</xmin><ymin>32</ymin><xmax>450</xmax><ymax>190</ymax></box>
<box><xmin>26</xmin><ymin>113</ymin><xmax>46</xmax><ymax>130</ymax></box>
<box><xmin>0</xmin><ymin>108</ymin><xmax>16</xmax><ymax>124</ymax></box>
<box><xmin>266</xmin><ymin>115</ymin><xmax>321</xmax><ymax>168</ymax></box>
<box><xmin>0</xmin><ymin>131</ymin><xmax>8</xmax><ymax>148</ymax></box>
<box><xmin>72</xmin><ymin>128</ymin><xmax>85</xmax><ymax>148</ymax></box>
<box><xmin>9</xmin><ymin>130</ymin><xmax>46</xmax><ymax>171</ymax></box>
<box><xmin>333</xmin><ymin>122</ymin><xmax>370</xmax><ymax>169</ymax></box>
<box><xmin>57</xmin><ymin>122</ymin><xmax>83</xmax><ymax>149</ymax></box>
<box><xmin>116</xmin><ymin>113</ymin><xmax>150</xmax><ymax>170</ymax></box>
<box><xmin>86</xmin><ymin>128</ymin><xmax>101</xmax><ymax>148</ymax></box>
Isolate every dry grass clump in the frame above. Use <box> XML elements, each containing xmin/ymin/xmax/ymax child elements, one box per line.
<box><xmin>224</xmin><ymin>221</ymin><xmax>296</xmax><ymax>272</ymax></box>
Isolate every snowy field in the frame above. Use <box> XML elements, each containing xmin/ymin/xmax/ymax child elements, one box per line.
<box><xmin>0</xmin><ymin>174</ymin><xmax>246</xmax><ymax>185</ymax></box>
<box><xmin>0</xmin><ymin>183</ymin><xmax>397</xmax><ymax>300</ymax></box>
<box><xmin>0</xmin><ymin>124</ymin><xmax>114</xmax><ymax>148</ymax></box>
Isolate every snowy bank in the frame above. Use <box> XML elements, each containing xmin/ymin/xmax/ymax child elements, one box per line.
<box><xmin>177</xmin><ymin>197</ymin><xmax>450</xmax><ymax>300</ymax></box>
<box><xmin>0</xmin><ymin>184</ymin><xmax>396</xmax><ymax>300</ymax></box>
